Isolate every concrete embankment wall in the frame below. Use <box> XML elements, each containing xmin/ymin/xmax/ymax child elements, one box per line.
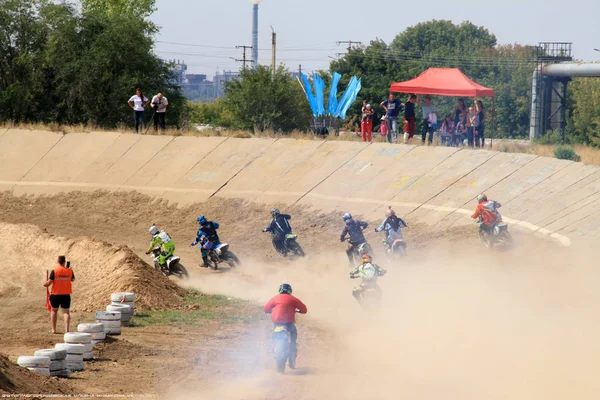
<box><xmin>2</xmin><ymin>128</ymin><xmax>599</xmax><ymax>245</ymax></box>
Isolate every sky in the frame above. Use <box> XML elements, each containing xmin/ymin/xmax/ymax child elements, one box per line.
<box><xmin>151</xmin><ymin>0</ymin><xmax>600</xmax><ymax>78</ymax></box>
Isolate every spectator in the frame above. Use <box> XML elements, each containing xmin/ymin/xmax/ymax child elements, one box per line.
<box><xmin>417</xmin><ymin>95</ymin><xmax>437</xmax><ymax>145</ymax></box>
<box><xmin>474</xmin><ymin>99</ymin><xmax>486</xmax><ymax>148</ymax></box>
<box><xmin>402</xmin><ymin>94</ymin><xmax>417</xmax><ymax>144</ymax></box>
<box><xmin>466</xmin><ymin>107</ymin><xmax>476</xmax><ymax>147</ymax></box>
<box><xmin>380</xmin><ymin>93</ymin><xmax>402</xmax><ymax>143</ymax></box>
<box><xmin>128</xmin><ymin>88</ymin><xmax>149</xmax><ymax>133</ymax></box>
<box><xmin>453</xmin><ymin>99</ymin><xmax>466</xmax><ymax>126</ymax></box>
<box><xmin>441</xmin><ymin>114</ymin><xmax>455</xmax><ymax>146</ymax></box>
<box><xmin>378</xmin><ymin>115</ymin><xmax>389</xmax><ymax>141</ymax></box>
<box><xmin>151</xmin><ymin>93</ymin><xmax>169</xmax><ymax>132</ymax></box>
<box><xmin>456</xmin><ymin>112</ymin><xmax>468</xmax><ymax>146</ymax></box>
<box><xmin>43</xmin><ymin>256</ymin><xmax>75</xmax><ymax>334</ymax></box>
<box><xmin>361</xmin><ymin>103</ymin><xmax>374</xmax><ymax>142</ymax></box>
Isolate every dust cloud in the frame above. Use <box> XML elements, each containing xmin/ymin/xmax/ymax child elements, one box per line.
<box><xmin>170</xmin><ymin>237</ymin><xmax>600</xmax><ymax>400</ymax></box>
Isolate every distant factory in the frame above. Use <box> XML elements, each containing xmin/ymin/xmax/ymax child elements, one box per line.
<box><xmin>165</xmin><ymin>59</ymin><xmax>240</xmax><ymax>103</ymax></box>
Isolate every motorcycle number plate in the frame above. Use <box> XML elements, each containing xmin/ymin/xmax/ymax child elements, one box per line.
<box><xmin>274</xmin><ymin>326</ymin><xmax>287</xmax><ymax>333</ymax></box>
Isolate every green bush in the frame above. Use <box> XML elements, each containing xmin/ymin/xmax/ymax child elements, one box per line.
<box><xmin>554</xmin><ymin>146</ymin><xmax>581</xmax><ymax>162</ymax></box>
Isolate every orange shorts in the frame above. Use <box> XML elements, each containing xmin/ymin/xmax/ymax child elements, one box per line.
<box><xmin>404</xmin><ymin>117</ymin><xmax>416</xmax><ymax>138</ymax></box>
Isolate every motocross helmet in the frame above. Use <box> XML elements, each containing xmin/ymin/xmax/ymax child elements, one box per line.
<box><xmin>477</xmin><ymin>194</ymin><xmax>488</xmax><ymax>204</ymax></box>
<box><xmin>278</xmin><ymin>283</ymin><xmax>293</xmax><ymax>295</ymax></box>
<box><xmin>385</xmin><ymin>207</ymin><xmax>396</xmax><ymax>218</ymax></box>
<box><xmin>362</xmin><ymin>254</ymin><xmax>372</xmax><ymax>264</ymax></box>
<box><xmin>148</xmin><ymin>225</ymin><xmax>159</xmax><ymax>236</ymax></box>
<box><xmin>197</xmin><ymin>216</ymin><xmax>207</xmax><ymax>225</ymax></box>
<box><xmin>270</xmin><ymin>208</ymin><xmax>280</xmax><ymax>217</ymax></box>
<box><xmin>342</xmin><ymin>213</ymin><xmax>353</xmax><ymax>221</ymax></box>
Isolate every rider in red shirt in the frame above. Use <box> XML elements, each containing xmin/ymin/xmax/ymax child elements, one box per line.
<box><xmin>264</xmin><ymin>284</ymin><xmax>307</xmax><ymax>368</ymax></box>
<box><xmin>472</xmin><ymin>194</ymin><xmax>502</xmax><ymax>230</ymax></box>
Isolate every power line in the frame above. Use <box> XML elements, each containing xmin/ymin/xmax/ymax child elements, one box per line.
<box><xmin>336</xmin><ymin>40</ymin><xmax>363</xmax><ymax>52</ymax></box>
<box><xmin>235</xmin><ymin>45</ymin><xmax>254</xmax><ymax>71</ymax></box>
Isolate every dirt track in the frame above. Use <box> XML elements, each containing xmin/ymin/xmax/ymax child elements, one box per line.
<box><xmin>1</xmin><ymin>191</ymin><xmax>600</xmax><ymax>399</ymax></box>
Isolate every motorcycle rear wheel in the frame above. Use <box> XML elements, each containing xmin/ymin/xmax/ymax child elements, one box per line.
<box><xmin>479</xmin><ymin>230</ymin><xmax>493</xmax><ymax>249</ymax></box>
<box><xmin>497</xmin><ymin>230</ymin><xmax>513</xmax><ymax>248</ymax></box>
<box><xmin>175</xmin><ymin>264</ymin><xmax>190</xmax><ymax>280</ymax></box>
<box><xmin>288</xmin><ymin>241</ymin><xmax>305</xmax><ymax>257</ymax></box>
<box><xmin>208</xmin><ymin>254</ymin><xmax>219</xmax><ymax>270</ymax></box>
<box><xmin>273</xmin><ymin>338</ymin><xmax>289</xmax><ymax>374</ymax></box>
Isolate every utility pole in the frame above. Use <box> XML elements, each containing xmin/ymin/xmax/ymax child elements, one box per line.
<box><xmin>235</xmin><ymin>45</ymin><xmax>253</xmax><ymax>71</ymax></box>
<box><xmin>270</xmin><ymin>26</ymin><xmax>276</xmax><ymax>78</ymax></box>
<box><xmin>299</xmin><ymin>64</ymin><xmax>302</xmax><ymax>77</ymax></box>
<box><xmin>336</xmin><ymin>40</ymin><xmax>363</xmax><ymax>52</ymax></box>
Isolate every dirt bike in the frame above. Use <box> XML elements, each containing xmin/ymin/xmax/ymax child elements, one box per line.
<box><xmin>272</xmin><ymin>311</ymin><xmax>301</xmax><ymax>373</ymax></box>
<box><xmin>346</xmin><ymin>238</ymin><xmax>373</xmax><ymax>264</ymax></box>
<box><xmin>265</xmin><ymin>231</ymin><xmax>305</xmax><ymax>257</ymax></box>
<box><xmin>350</xmin><ymin>276</ymin><xmax>382</xmax><ymax>310</ymax></box>
<box><xmin>200</xmin><ymin>238</ymin><xmax>241</xmax><ymax>270</ymax></box>
<box><xmin>383</xmin><ymin>237</ymin><xmax>407</xmax><ymax>259</ymax></box>
<box><xmin>151</xmin><ymin>247</ymin><xmax>189</xmax><ymax>280</ymax></box>
<box><xmin>478</xmin><ymin>216</ymin><xmax>513</xmax><ymax>249</ymax></box>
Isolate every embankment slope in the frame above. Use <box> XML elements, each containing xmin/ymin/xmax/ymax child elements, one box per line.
<box><xmin>1</xmin><ymin>129</ymin><xmax>599</xmax><ymax>244</ymax></box>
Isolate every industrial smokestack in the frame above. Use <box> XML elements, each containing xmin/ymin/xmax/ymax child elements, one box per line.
<box><xmin>251</xmin><ymin>3</ymin><xmax>258</xmax><ymax>69</ymax></box>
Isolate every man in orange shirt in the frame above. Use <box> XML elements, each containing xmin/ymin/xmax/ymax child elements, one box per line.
<box><xmin>264</xmin><ymin>284</ymin><xmax>307</xmax><ymax>368</ymax></box>
<box><xmin>43</xmin><ymin>256</ymin><xmax>75</xmax><ymax>334</ymax></box>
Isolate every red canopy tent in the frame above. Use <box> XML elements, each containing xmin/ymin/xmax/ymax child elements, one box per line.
<box><xmin>390</xmin><ymin>68</ymin><xmax>495</xmax><ymax>146</ymax></box>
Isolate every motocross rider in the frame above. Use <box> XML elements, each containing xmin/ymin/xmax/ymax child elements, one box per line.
<box><xmin>349</xmin><ymin>254</ymin><xmax>387</xmax><ymax>303</ymax></box>
<box><xmin>471</xmin><ymin>194</ymin><xmax>502</xmax><ymax>233</ymax></box>
<box><xmin>190</xmin><ymin>216</ymin><xmax>221</xmax><ymax>268</ymax></box>
<box><xmin>340</xmin><ymin>213</ymin><xmax>369</xmax><ymax>264</ymax></box>
<box><xmin>375</xmin><ymin>208</ymin><xmax>407</xmax><ymax>249</ymax></box>
<box><xmin>263</xmin><ymin>284</ymin><xmax>308</xmax><ymax>369</ymax></box>
<box><xmin>145</xmin><ymin>226</ymin><xmax>176</xmax><ymax>273</ymax></box>
<box><xmin>262</xmin><ymin>209</ymin><xmax>293</xmax><ymax>255</ymax></box>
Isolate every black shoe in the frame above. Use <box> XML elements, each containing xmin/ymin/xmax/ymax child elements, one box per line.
<box><xmin>199</xmin><ymin>263</ymin><xmax>209</xmax><ymax>268</ymax></box>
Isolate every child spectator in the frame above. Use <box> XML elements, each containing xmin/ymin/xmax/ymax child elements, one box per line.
<box><xmin>378</xmin><ymin>116</ymin><xmax>389</xmax><ymax>141</ymax></box>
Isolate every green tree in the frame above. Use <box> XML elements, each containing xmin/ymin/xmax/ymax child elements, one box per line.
<box><xmin>224</xmin><ymin>65</ymin><xmax>311</xmax><ymax>132</ymax></box>
<box><xmin>0</xmin><ymin>0</ymin><xmax>186</xmax><ymax>128</ymax></box>
<box><xmin>568</xmin><ymin>78</ymin><xmax>600</xmax><ymax>146</ymax></box>
<box><xmin>328</xmin><ymin>20</ymin><xmax>536</xmax><ymax>138</ymax></box>
<box><xmin>188</xmin><ymin>98</ymin><xmax>234</xmax><ymax>128</ymax></box>
<box><xmin>0</xmin><ymin>0</ymin><xmax>49</xmax><ymax>122</ymax></box>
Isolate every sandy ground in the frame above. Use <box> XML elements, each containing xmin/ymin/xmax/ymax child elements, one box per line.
<box><xmin>1</xmin><ymin>191</ymin><xmax>600</xmax><ymax>400</ymax></box>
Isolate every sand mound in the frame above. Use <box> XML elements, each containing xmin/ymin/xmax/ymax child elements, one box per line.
<box><xmin>0</xmin><ymin>354</ymin><xmax>74</xmax><ymax>395</ymax></box>
<box><xmin>0</xmin><ymin>222</ymin><xmax>187</xmax><ymax>312</ymax></box>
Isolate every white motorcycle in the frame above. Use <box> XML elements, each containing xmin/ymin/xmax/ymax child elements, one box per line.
<box><xmin>151</xmin><ymin>247</ymin><xmax>189</xmax><ymax>279</ymax></box>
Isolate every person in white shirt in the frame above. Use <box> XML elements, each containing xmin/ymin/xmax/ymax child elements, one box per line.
<box><xmin>128</xmin><ymin>88</ymin><xmax>149</xmax><ymax>133</ymax></box>
<box><xmin>417</xmin><ymin>95</ymin><xmax>437</xmax><ymax>145</ymax></box>
<box><xmin>151</xmin><ymin>93</ymin><xmax>168</xmax><ymax>131</ymax></box>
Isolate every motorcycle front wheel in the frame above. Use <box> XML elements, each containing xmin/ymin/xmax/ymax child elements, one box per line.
<box><xmin>225</xmin><ymin>251</ymin><xmax>241</xmax><ymax>267</ymax></box>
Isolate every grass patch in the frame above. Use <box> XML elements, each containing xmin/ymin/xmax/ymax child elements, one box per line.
<box><xmin>130</xmin><ymin>289</ymin><xmax>263</xmax><ymax>328</ymax></box>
